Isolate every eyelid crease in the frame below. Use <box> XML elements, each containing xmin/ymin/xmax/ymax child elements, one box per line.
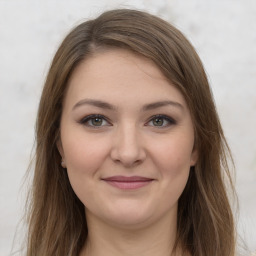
<box><xmin>147</xmin><ymin>114</ymin><xmax>176</xmax><ymax>122</ymax></box>
<box><xmin>79</xmin><ymin>114</ymin><xmax>176</xmax><ymax>129</ymax></box>
<box><xmin>79</xmin><ymin>114</ymin><xmax>112</xmax><ymax>127</ymax></box>
<box><xmin>145</xmin><ymin>114</ymin><xmax>177</xmax><ymax>127</ymax></box>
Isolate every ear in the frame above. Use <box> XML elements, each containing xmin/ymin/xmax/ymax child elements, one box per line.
<box><xmin>190</xmin><ymin>147</ymin><xmax>198</xmax><ymax>167</ymax></box>
<box><xmin>56</xmin><ymin>138</ymin><xmax>65</xmax><ymax>159</ymax></box>
<box><xmin>57</xmin><ymin>139</ymin><xmax>67</xmax><ymax>168</ymax></box>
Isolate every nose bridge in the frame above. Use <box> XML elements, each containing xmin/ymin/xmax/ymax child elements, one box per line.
<box><xmin>111</xmin><ymin>122</ymin><xmax>146</xmax><ymax>166</ymax></box>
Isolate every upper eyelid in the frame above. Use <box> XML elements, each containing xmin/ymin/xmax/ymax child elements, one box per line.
<box><xmin>146</xmin><ymin>114</ymin><xmax>176</xmax><ymax>123</ymax></box>
<box><xmin>80</xmin><ymin>114</ymin><xmax>111</xmax><ymax>124</ymax></box>
<box><xmin>79</xmin><ymin>114</ymin><xmax>176</xmax><ymax>125</ymax></box>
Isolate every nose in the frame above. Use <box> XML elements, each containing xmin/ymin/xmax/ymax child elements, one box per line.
<box><xmin>110</xmin><ymin>123</ymin><xmax>146</xmax><ymax>167</ymax></box>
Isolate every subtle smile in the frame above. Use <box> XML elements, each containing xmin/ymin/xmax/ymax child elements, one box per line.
<box><xmin>101</xmin><ymin>176</ymin><xmax>154</xmax><ymax>190</ymax></box>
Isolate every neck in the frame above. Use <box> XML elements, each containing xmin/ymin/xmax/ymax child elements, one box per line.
<box><xmin>80</xmin><ymin>210</ymin><xmax>181</xmax><ymax>256</ymax></box>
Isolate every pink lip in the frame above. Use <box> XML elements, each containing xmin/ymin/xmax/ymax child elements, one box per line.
<box><xmin>102</xmin><ymin>176</ymin><xmax>154</xmax><ymax>190</ymax></box>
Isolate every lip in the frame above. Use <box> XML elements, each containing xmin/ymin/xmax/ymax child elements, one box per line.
<box><xmin>101</xmin><ymin>176</ymin><xmax>154</xmax><ymax>190</ymax></box>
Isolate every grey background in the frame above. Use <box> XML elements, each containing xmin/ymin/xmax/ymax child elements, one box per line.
<box><xmin>0</xmin><ymin>0</ymin><xmax>255</xmax><ymax>255</ymax></box>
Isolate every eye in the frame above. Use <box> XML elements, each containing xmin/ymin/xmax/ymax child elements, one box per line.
<box><xmin>146</xmin><ymin>115</ymin><xmax>176</xmax><ymax>127</ymax></box>
<box><xmin>79</xmin><ymin>114</ymin><xmax>111</xmax><ymax>127</ymax></box>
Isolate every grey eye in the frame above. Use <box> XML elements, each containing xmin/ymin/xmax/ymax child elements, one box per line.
<box><xmin>80</xmin><ymin>114</ymin><xmax>110</xmax><ymax>127</ymax></box>
<box><xmin>90</xmin><ymin>117</ymin><xmax>103</xmax><ymax>126</ymax></box>
<box><xmin>152</xmin><ymin>117</ymin><xmax>164</xmax><ymax>126</ymax></box>
<box><xmin>147</xmin><ymin>115</ymin><xmax>176</xmax><ymax>127</ymax></box>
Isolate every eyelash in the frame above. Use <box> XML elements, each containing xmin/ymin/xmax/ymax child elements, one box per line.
<box><xmin>146</xmin><ymin>114</ymin><xmax>176</xmax><ymax>127</ymax></box>
<box><xmin>79</xmin><ymin>114</ymin><xmax>111</xmax><ymax>128</ymax></box>
<box><xmin>79</xmin><ymin>114</ymin><xmax>176</xmax><ymax>128</ymax></box>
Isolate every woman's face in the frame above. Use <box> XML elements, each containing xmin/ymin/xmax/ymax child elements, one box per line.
<box><xmin>59</xmin><ymin>49</ymin><xmax>197</xmax><ymax>229</ymax></box>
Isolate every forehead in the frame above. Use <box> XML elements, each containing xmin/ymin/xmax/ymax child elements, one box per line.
<box><xmin>63</xmin><ymin>49</ymin><xmax>187</xmax><ymax>110</ymax></box>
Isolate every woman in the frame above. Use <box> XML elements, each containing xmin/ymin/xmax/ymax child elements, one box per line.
<box><xmin>25</xmin><ymin>9</ymin><xmax>236</xmax><ymax>256</ymax></box>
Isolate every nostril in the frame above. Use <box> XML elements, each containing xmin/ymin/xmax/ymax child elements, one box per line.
<box><xmin>110</xmin><ymin>127</ymin><xmax>146</xmax><ymax>166</ymax></box>
<box><xmin>110</xmin><ymin>146</ymin><xmax>146</xmax><ymax>167</ymax></box>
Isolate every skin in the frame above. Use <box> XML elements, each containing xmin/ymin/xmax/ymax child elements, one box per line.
<box><xmin>58</xmin><ymin>49</ymin><xmax>197</xmax><ymax>256</ymax></box>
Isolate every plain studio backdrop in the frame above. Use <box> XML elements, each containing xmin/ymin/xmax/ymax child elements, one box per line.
<box><xmin>0</xmin><ymin>0</ymin><xmax>255</xmax><ymax>255</ymax></box>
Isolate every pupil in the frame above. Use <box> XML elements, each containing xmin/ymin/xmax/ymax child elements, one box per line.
<box><xmin>153</xmin><ymin>118</ymin><xmax>163</xmax><ymax>126</ymax></box>
<box><xmin>92</xmin><ymin>118</ymin><xmax>102</xmax><ymax>126</ymax></box>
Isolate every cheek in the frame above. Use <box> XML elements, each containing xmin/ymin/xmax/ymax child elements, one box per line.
<box><xmin>151</xmin><ymin>133</ymin><xmax>194</xmax><ymax>175</ymax></box>
<box><xmin>61</xmin><ymin>132</ymin><xmax>111</xmax><ymax>205</ymax></box>
<box><xmin>149</xmin><ymin>133</ymin><xmax>193</xmax><ymax>199</ymax></box>
<box><xmin>61</xmin><ymin>130</ymin><xmax>110</xmax><ymax>178</ymax></box>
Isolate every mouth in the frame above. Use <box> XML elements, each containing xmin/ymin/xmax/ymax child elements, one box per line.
<box><xmin>101</xmin><ymin>176</ymin><xmax>154</xmax><ymax>190</ymax></box>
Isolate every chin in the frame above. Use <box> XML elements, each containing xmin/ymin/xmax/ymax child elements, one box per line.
<box><xmin>96</xmin><ymin>201</ymin><xmax>165</xmax><ymax>230</ymax></box>
<box><xmin>107</xmin><ymin>212</ymin><xmax>153</xmax><ymax>230</ymax></box>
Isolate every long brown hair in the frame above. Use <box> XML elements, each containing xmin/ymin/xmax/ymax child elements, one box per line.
<box><xmin>25</xmin><ymin>9</ymin><xmax>236</xmax><ymax>256</ymax></box>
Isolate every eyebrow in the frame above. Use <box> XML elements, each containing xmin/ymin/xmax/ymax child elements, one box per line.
<box><xmin>142</xmin><ymin>100</ymin><xmax>184</xmax><ymax>111</ymax></box>
<box><xmin>72</xmin><ymin>99</ymin><xmax>184</xmax><ymax>111</ymax></box>
<box><xmin>72</xmin><ymin>99</ymin><xmax>117</xmax><ymax>111</ymax></box>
